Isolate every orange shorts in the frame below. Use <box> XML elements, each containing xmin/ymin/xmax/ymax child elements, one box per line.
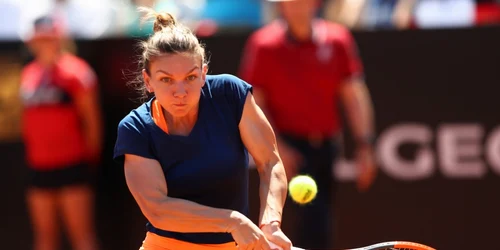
<box><xmin>139</xmin><ymin>232</ymin><xmax>238</xmax><ymax>250</ymax></box>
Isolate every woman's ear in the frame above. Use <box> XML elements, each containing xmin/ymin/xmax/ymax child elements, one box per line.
<box><xmin>142</xmin><ymin>69</ymin><xmax>153</xmax><ymax>93</ymax></box>
<box><xmin>201</xmin><ymin>64</ymin><xmax>208</xmax><ymax>86</ymax></box>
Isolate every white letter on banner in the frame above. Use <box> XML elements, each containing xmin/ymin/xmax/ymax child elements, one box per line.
<box><xmin>377</xmin><ymin>124</ymin><xmax>434</xmax><ymax>181</ymax></box>
<box><xmin>437</xmin><ymin>124</ymin><xmax>486</xmax><ymax>178</ymax></box>
<box><xmin>486</xmin><ymin>126</ymin><xmax>500</xmax><ymax>175</ymax></box>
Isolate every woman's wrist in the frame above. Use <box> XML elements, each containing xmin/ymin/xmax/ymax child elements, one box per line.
<box><xmin>259</xmin><ymin>220</ymin><xmax>281</xmax><ymax>231</ymax></box>
<box><xmin>226</xmin><ymin>210</ymin><xmax>244</xmax><ymax>233</ymax></box>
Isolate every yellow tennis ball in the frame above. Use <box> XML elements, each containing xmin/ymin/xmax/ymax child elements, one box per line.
<box><xmin>288</xmin><ymin>175</ymin><xmax>317</xmax><ymax>204</ymax></box>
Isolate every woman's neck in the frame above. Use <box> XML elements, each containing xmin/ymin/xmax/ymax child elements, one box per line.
<box><xmin>164</xmin><ymin>107</ymin><xmax>199</xmax><ymax>136</ymax></box>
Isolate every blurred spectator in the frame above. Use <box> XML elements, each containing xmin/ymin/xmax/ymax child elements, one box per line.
<box><xmin>239</xmin><ymin>0</ymin><xmax>377</xmax><ymax>248</ymax></box>
<box><xmin>122</xmin><ymin>0</ymin><xmax>262</xmax><ymax>38</ymax></box>
<box><xmin>414</xmin><ymin>0</ymin><xmax>476</xmax><ymax>28</ymax></box>
<box><xmin>475</xmin><ymin>0</ymin><xmax>500</xmax><ymax>25</ymax></box>
<box><xmin>16</xmin><ymin>0</ymin><xmax>119</xmax><ymax>40</ymax></box>
<box><xmin>54</xmin><ymin>0</ymin><xmax>118</xmax><ymax>39</ymax></box>
<box><xmin>20</xmin><ymin>15</ymin><xmax>102</xmax><ymax>250</ymax></box>
<box><xmin>3</xmin><ymin>0</ymin><xmax>500</xmax><ymax>40</ymax></box>
<box><xmin>123</xmin><ymin>0</ymin><xmax>206</xmax><ymax>37</ymax></box>
<box><xmin>324</xmin><ymin>0</ymin><xmax>367</xmax><ymax>28</ymax></box>
<box><xmin>359</xmin><ymin>0</ymin><xmax>400</xmax><ymax>29</ymax></box>
<box><xmin>392</xmin><ymin>0</ymin><xmax>417</xmax><ymax>29</ymax></box>
<box><xmin>392</xmin><ymin>0</ymin><xmax>476</xmax><ymax>29</ymax></box>
<box><xmin>324</xmin><ymin>0</ymin><xmax>500</xmax><ymax>30</ymax></box>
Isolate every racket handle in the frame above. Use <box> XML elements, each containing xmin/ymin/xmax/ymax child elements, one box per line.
<box><xmin>269</xmin><ymin>241</ymin><xmax>304</xmax><ymax>250</ymax></box>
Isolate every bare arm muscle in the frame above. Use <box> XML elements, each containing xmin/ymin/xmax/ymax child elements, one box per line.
<box><xmin>239</xmin><ymin>93</ymin><xmax>288</xmax><ymax>226</ymax></box>
<box><xmin>124</xmin><ymin>154</ymin><xmax>239</xmax><ymax>233</ymax></box>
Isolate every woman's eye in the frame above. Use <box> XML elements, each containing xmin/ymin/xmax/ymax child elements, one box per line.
<box><xmin>161</xmin><ymin>77</ymin><xmax>172</xmax><ymax>83</ymax></box>
<box><xmin>187</xmin><ymin>75</ymin><xmax>197</xmax><ymax>81</ymax></box>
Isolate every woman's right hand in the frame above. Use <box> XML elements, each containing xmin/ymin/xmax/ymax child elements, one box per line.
<box><xmin>228</xmin><ymin>212</ymin><xmax>275</xmax><ymax>250</ymax></box>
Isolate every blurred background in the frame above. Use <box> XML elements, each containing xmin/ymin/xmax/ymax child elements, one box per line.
<box><xmin>1</xmin><ymin>0</ymin><xmax>500</xmax><ymax>249</ymax></box>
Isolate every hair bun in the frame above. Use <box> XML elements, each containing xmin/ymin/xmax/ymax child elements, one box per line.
<box><xmin>153</xmin><ymin>12</ymin><xmax>176</xmax><ymax>33</ymax></box>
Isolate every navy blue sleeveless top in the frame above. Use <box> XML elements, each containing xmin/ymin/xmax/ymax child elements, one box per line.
<box><xmin>113</xmin><ymin>74</ymin><xmax>252</xmax><ymax>244</ymax></box>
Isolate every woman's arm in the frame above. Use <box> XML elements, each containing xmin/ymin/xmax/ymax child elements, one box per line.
<box><xmin>124</xmin><ymin>153</ymin><xmax>274</xmax><ymax>249</ymax></box>
<box><xmin>251</xmin><ymin>87</ymin><xmax>302</xmax><ymax>180</ymax></box>
<box><xmin>124</xmin><ymin>154</ymin><xmax>238</xmax><ymax>233</ymax></box>
<box><xmin>239</xmin><ymin>93</ymin><xmax>291</xmax><ymax>249</ymax></box>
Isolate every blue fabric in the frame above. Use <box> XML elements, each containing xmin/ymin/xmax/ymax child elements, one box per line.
<box><xmin>114</xmin><ymin>74</ymin><xmax>253</xmax><ymax>244</ymax></box>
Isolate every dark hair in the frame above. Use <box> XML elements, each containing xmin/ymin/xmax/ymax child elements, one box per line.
<box><xmin>127</xmin><ymin>8</ymin><xmax>208</xmax><ymax>102</ymax></box>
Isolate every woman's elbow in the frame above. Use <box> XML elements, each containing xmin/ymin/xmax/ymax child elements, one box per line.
<box><xmin>258</xmin><ymin>157</ymin><xmax>286</xmax><ymax>180</ymax></box>
<box><xmin>255</xmin><ymin>155</ymin><xmax>279</xmax><ymax>174</ymax></box>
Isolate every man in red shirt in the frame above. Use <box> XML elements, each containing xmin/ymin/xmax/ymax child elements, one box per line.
<box><xmin>21</xmin><ymin>15</ymin><xmax>102</xmax><ymax>250</ymax></box>
<box><xmin>239</xmin><ymin>0</ymin><xmax>376</xmax><ymax>248</ymax></box>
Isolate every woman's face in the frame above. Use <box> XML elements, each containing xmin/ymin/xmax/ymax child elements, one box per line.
<box><xmin>143</xmin><ymin>52</ymin><xmax>207</xmax><ymax>118</ymax></box>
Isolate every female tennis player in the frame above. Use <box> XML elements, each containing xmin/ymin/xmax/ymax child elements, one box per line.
<box><xmin>113</xmin><ymin>9</ymin><xmax>292</xmax><ymax>250</ymax></box>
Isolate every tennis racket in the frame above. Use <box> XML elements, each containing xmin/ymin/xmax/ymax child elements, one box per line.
<box><xmin>269</xmin><ymin>241</ymin><xmax>436</xmax><ymax>250</ymax></box>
